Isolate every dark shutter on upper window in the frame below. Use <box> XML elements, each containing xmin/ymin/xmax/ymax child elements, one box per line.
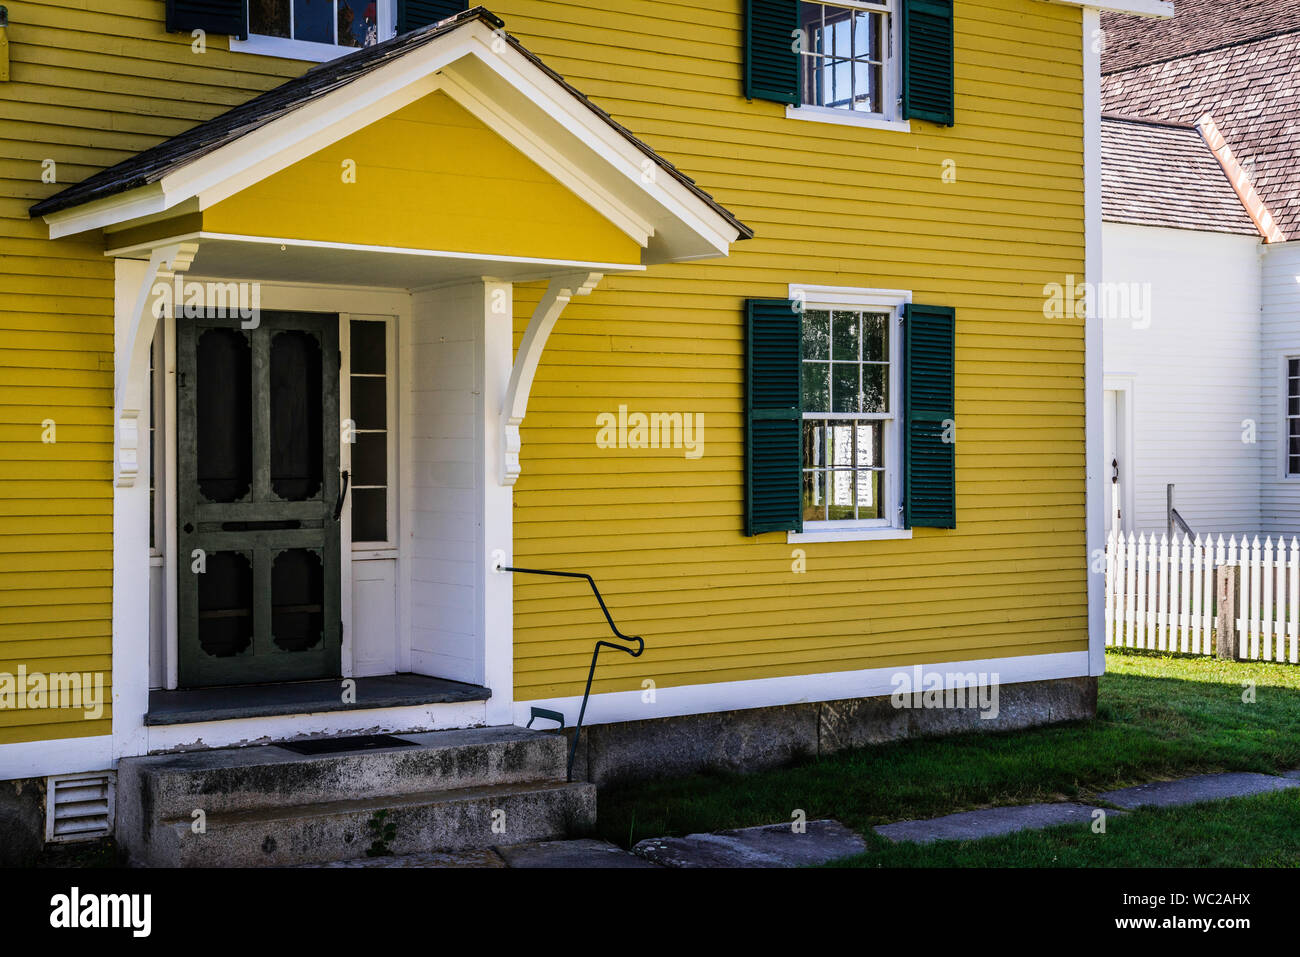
<box><xmin>901</xmin><ymin>0</ymin><xmax>955</xmax><ymax>126</ymax></box>
<box><xmin>903</xmin><ymin>303</ymin><xmax>956</xmax><ymax>529</ymax></box>
<box><xmin>398</xmin><ymin>0</ymin><xmax>468</xmax><ymax>34</ymax></box>
<box><xmin>744</xmin><ymin>0</ymin><xmax>801</xmax><ymax>104</ymax></box>
<box><xmin>165</xmin><ymin>0</ymin><xmax>248</xmax><ymax>39</ymax></box>
<box><xmin>745</xmin><ymin>299</ymin><xmax>803</xmax><ymax>536</ymax></box>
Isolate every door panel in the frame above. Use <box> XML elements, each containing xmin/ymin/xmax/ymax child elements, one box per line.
<box><xmin>177</xmin><ymin>311</ymin><xmax>342</xmax><ymax>688</ymax></box>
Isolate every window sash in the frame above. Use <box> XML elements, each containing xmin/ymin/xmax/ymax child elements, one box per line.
<box><xmin>798</xmin><ymin>1</ymin><xmax>894</xmax><ymax>114</ymax></box>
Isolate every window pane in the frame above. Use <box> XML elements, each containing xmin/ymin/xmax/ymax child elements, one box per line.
<box><xmin>832</xmin><ymin>311</ymin><xmax>860</xmax><ymax>360</ymax></box>
<box><xmin>339</xmin><ymin>0</ymin><xmax>378</xmax><ymax>47</ymax></box>
<box><xmin>1290</xmin><ymin>358</ymin><xmax>1300</xmax><ymax>378</ymax></box>
<box><xmin>802</xmin><ymin>471</ymin><xmax>825</xmax><ymax>522</ymax></box>
<box><xmin>863</xmin><ymin>312</ymin><xmax>887</xmax><ymax>361</ymax></box>
<box><xmin>855</xmin><ymin>423</ymin><xmax>882</xmax><ymax>468</ymax></box>
<box><xmin>831</xmin><ymin>58</ymin><xmax>852</xmax><ymax>107</ymax></box>
<box><xmin>831</xmin><ymin>363</ymin><xmax>860</xmax><ymax>413</ymax></box>
<box><xmin>828</xmin><ymin>6</ymin><xmax>852</xmax><ymax>58</ymax></box>
<box><xmin>250</xmin><ymin>0</ymin><xmax>291</xmax><ymax>37</ymax></box>
<box><xmin>1290</xmin><ymin>394</ymin><xmax>1300</xmax><ymax>417</ymax></box>
<box><xmin>862</xmin><ymin>364</ymin><xmax>888</xmax><ymax>413</ymax></box>
<box><xmin>804</xmin><ymin>309</ymin><xmax>830</xmax><ymax>360</ymax></box>
<box><xmin>856</xmin><ymin>470</ymin><xmax>882</xmax><ymax>519</ymax></box>
<box><xmin>351</xmin><ymin>376</ymin><xmax>387</xmax><ymax>430</ymax></box>
<box><xmin>352</xmin><ymin>432</ymin><xmax>387</xmax><ymax>487</ymax></box>
<box><xmin>803</xmin><ymin>420</ymin><xmax>828</xmax><ymax>469</ymax></box>
<box><xmin>351</xmin><ymin>488</ymin><xmax>387</xmax><ymax>542</ymax></box>
<box><xmin>829</xmin><ymin>470</ymin><xmax>855</xmax><ymax>520</ymax></box>
<box><xmin>293</xmin><ymin>0</ymin><xmax>333</xmax><ymax>43</ymax></box>
<box><xmin>803</xmin><ymin>362</ymin><xmax>829</xmax><ymax>412</ymax></box>
<box><xmin>350</xmin><ymin>320</ymin><xmax>386</xmax><ymax>374</ymax></box>
<box><xmin>829</xmin><ymin>422</ymin><xmax>854</xmax><ymax>467</ymax></box>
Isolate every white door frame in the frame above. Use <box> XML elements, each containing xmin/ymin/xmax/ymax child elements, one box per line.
<box><xmin>1104</xmin><ymin>375</ymin><xmax>1136</xmax><ymax>534</ymax></box>
<box><xmin>153</xmin><ymin>280</ymin><xmax>413</xmax><ymax>689</ymax></box>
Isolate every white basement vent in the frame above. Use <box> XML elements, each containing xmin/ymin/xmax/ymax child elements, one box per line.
<box><xmin>45</xmin><ymin>772</ymin><xmax>115</xmax><ymax>842</ymax></box>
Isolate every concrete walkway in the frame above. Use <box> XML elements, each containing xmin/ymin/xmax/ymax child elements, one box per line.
<box><xmin>874</xmin><ymin>769</ymin><xmax>1300</xmax><ymax>845</ymax></box>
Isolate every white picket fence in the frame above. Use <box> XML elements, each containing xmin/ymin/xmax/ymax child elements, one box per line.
<box><xmin>1105</xmin><ymin>531</ymin><xmax>1300</xmax><ymax>664</ymax></box>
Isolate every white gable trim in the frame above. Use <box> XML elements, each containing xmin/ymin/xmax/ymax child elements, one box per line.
<box><xmin>40</xmin><ymin>18</ymin><xmax>742</xmax><ymax>262</ymax></box>
<box><xmin>1037</xmin><ymin>0</ymin><xmax>1172</xmax><ymax>16</ymax></box>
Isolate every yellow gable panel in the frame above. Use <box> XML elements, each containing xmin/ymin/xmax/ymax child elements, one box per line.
<box><xmin>204</xmin><ymin>91</ymin><xmax>642</xmax><ymax>266</ymax></box>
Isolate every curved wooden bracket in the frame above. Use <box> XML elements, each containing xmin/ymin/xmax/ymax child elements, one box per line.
<box><xmin>115</xmin><ymin>241</ymin><xmax>198</xmax><ymax>487</ymax></box>
<box><xmin>499</xmin><ymin>271</ymin><xmax>602</xmax><ymax>485</ymax></box>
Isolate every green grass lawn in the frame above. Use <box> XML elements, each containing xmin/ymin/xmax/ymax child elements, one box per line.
<box><xmin>596</xmin><ymin>651</ymin><xmax>1300</xmax><ymax>859</ymax></box>
<box><xmin>834</xmin><ymin>790</ymin><xmax>1300</xmax><ymax>868</ymax></box>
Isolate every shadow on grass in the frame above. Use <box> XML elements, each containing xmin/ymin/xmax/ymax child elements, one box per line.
<box><xmin>595</xmin><ymin>652</ymin><xmax>1300</xmax><ymax>849</ymax></box>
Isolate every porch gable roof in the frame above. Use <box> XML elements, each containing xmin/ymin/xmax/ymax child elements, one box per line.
<box><xmin>30</xmin><ymin>6</ymin><xmax>751</xmax><ymax>263</ymax></box>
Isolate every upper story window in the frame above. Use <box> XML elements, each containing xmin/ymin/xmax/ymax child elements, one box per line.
<box><xmin>796</xmin><ymin>0</ymin><xmax>899</xmax><ymax>123</ymax></box>
<box><xmin>237</xmin><ymin>0</ymin><xmax>395</xmax><ymax>61</ymax></box>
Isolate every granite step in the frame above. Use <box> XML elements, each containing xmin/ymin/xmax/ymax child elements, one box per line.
<box><xmin>146</xmin><ymin>780</ymin><xmax>596</xmax><ymax>867</ymax></box>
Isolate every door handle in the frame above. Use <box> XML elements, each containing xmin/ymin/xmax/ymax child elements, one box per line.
<box><xmin>334</xmin><ymin>469</ymin><xmax>349</xmax><ymax>521</ymax></box>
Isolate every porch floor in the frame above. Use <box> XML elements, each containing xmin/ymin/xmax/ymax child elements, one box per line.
<box><xmin>145</xmin><ymin>673</ymin><xmax>491</xmax><ymax>726</ymax></box>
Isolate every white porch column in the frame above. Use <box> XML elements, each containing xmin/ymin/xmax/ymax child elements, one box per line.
<box><xmin>409</xmin><ymin>279</ymin><xmax>514</xmax><ymax>725</ymax></box>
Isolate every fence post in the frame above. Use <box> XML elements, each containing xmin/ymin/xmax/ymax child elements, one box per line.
<box><xmin>1215</xmin><ymin>564</ymin><xmax>1237</xmax><ymax>660</ymax></box>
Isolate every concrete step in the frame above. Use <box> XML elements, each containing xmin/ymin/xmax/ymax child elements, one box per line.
<box><xmin>144</xmin><ymin>780</ymin><xmax>597</xmax><ymax>867</ymax></box>
<box><xmin>117</xmin><ymin>726</ymin><xmax>567</xmax><ymax>820</ymax></box>
<box><xmin>115</xmin><ymin>726</ymin><xmax>582</xmax><ymax>866</ymax></box>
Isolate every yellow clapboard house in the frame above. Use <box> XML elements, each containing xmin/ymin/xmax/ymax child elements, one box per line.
<box><xmin>0</xmin><ymin>0</ymin><xmax>1169</xmax><ymax>862</ymax></box>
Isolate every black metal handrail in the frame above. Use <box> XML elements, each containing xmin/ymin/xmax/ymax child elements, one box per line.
<box><xmin>504</xmin><ymin>565</ymin><xmax>644</xmax><ymax>781</ymax></box>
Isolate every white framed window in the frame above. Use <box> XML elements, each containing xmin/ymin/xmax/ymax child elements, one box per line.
<box><xmin>1286</xmin><ymin>356</ymin><xmax>1300</xmax><ymax>478</ymax></box>
<box><xmin>790</xmin><ymin>285</ymin><xmax>910</xmax><ymax>543</ymax></box>
<box><xmin>234</xmin><ymin>0</ymin><xmax>395</xmax><ymax>62</ymax></box>
<box><xmin>344</xmin><ymin>315</ymin><xmax>398</xmax><ymax>552</ymax></box>
<box><xmin>789</xmin><ymin>0</ymin><xmax>908</xmax><ymax>132</ymax></box>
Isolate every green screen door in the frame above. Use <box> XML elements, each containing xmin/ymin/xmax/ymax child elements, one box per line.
<box><xmin>176</xmin><ymin>311</ymin><xmax>342</xmax><ymax>688</ymax></box>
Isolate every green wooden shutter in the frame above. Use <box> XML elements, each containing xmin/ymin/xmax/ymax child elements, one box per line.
<box><xmin>903</xmin><ymin>303</ymin><xmax>955</xmax><ymax>529</ymax></box>
<box><xmin>745</xmin><ymin>299</ymin><xmax>803</xmax><ymax>535</ymax></box>
<box><xmin>165</xmin><ymin>0</ymin><xmax>247</xmax><ymax>38</ymax></box>
<box><xmin>744</xmin><ymin>0</ymin><xmax>801</xmax><ymax>104</ymax></box>
<box><xmin>398</xmin><ymin>0</ymin><xmax>468</xmax><ymax>33</ymax></box>
<box><xmin>902</xmin><ymin>0</ymin><xmax>955</xmax><ymax>126</ymax></box>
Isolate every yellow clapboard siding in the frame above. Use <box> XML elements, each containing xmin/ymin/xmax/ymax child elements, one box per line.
<box><xmin>505</xmin><ymin>0</ymin><xmax>1087</xmax><ymax>708</ymax></box>
<box><xmin>206</xmin><ymin>91</ymin><xmax>642</xmax><ymax>264</ymax></box>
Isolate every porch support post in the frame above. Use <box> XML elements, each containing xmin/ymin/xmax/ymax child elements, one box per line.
<box><xmin>499</xmin><ymin>271</ymin><xmax>602</xmax><ymax>486</ymax></box>
<box><xmin>115</xmin><ymin>241</ymin><xmax>198</xmax><ymax>487</ymax></box>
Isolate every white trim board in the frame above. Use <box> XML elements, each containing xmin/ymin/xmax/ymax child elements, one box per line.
<box><xmin>1083</xmin><ymin>7</ymin><xmax>1106</xmax><ymax>678</ymax></box>
<box><xmin>0</xmin><ymin>735</ymin><xmax>114</xmax><ymax>781</ymax></box>
<box><xmin>1036</xmin><ymin>0</ymin><xmax>1172</xmax><ymax>16</ymax></box>
<box><xmin>513</xmin><ymin>651</ymin><xmax>1091</xmax><ymax>728</ymax></box>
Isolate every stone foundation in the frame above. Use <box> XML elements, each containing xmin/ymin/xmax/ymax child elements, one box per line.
<box><xmin>568</xmin><ymin>676</ymin><xmax>1097</xmax><ymax>786</ymax></box>
<box><xmin>0</xmin><ymin>776</ymin><xmax>45</xmax><ymax>867</ymax></box>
